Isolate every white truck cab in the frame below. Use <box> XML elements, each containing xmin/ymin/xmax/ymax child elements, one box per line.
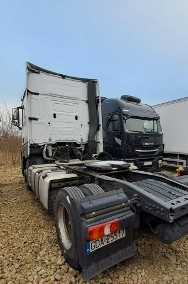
<box><xmin>12</xmin><ymin>62</ymin><xmax>103</xmax><ymax>174</ymax></box>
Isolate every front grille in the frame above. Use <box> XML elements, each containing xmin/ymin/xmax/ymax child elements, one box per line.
<box><xmin>134</xmin><ymin>146</ymin><xmax>159</xmax><ymax>156</ymax></box>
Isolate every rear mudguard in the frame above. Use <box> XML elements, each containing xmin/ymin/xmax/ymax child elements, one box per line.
<box><xmin>70</xmin><ymin>189</ymin><xmax>136</xmax><ymax>281</ymax></box>
<box><xmin>156</xmin><ymin>214</ymin><xmax>188</xmax><ymax>244</ymax></box>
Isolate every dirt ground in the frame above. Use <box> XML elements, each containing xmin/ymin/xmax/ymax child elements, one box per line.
<box><xmin>1</xmin><ymin>167</ymin><xmax>188</xmax><ymax>284</ymax></box>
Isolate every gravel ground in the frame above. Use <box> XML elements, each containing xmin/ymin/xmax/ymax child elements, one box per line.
<box><xmin>1</xmin><ymin>167</ymin><xmax>188</xmax><ymax>284</ymax></box>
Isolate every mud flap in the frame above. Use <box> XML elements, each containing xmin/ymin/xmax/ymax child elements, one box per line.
<box><xmin>82</xmin><ymin>245</ymin><xmax>135</xmax><ymax>281</ymax></box>
<box><xmin>155</xmin><ymin>214</ymin><xmax>188</xmax><ymax>244</ymax></box>
<box><xmin>71</xmin><ymin>189</ymin><xmax>136</xmax><ymax>280</ymax></box>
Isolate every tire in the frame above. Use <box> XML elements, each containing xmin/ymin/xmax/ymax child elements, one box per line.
<box><xmin>79</xmin><ymin>184</ymin><xmax>104</xmax><ymax>196</ymax></box>
<box><xmin>54</xmin><ymin>187</ymin><xmax>84</xmax><ymax>269</ymax></box>
<box><xmin>24</xmin><ymin>169</ymin><xmax>32</xmax><ymax>191</ymax></box>
<box><xmin>21</xmin><ymin>155</ymin><xmax>26</xmax><ymax>176</ymax></box>
<box><xmin>64</xmin><ymin>186</ymin><xmax>85</xmax><ymax>199</ymax></box>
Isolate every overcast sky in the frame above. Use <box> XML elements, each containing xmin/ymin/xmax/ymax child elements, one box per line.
<box><xmin>0</xmin><ymin>0</ymin><xmax>188</xmax><ymax>106</ymax></box>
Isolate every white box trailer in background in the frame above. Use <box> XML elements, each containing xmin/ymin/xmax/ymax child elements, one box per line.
<box><xmin>153</xmin><ymin>97</ymin><xmax>188</xmax><ymax>167</ymax></box>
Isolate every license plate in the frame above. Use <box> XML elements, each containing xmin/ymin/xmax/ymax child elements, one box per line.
<box><xmin>87</xmin><ymin>229</ymin><xmax>126</xmax><ymax>254</ymax></box>
<box><xmin>144</xmin><ymin>161</ymin><xmax>152</xmax><ymax>166</ymax></box>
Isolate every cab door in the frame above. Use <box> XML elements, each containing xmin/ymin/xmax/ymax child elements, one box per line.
<box><xmin>105</xmin><ymin>114</ymin><xmax>124</xmax><ymax>158</ymax></box>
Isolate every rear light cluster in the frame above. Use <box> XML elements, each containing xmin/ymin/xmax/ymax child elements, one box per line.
<box><xmin>87</xmin><ymin>219</ymin><xmax>120</xmax><ymax>241</ymax></box>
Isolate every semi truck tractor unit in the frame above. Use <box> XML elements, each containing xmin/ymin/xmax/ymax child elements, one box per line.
<box><xmin>12</xmin><ymin>63</ymin><xmax>188</xmax><ymax>280</ymax></box>
<box><xmin>101</xmin><ymin>96</ymin><xmax>163</xmax><ymax>170</ymax></box>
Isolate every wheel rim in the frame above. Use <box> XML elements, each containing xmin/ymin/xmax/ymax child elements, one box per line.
<box><xmin>58</xmin><ymin>204</ymin><xmax>72</xmax><ymax>250</ymax></box>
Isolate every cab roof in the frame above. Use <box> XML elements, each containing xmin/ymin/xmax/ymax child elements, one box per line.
<box><xmin>26</xmin><ymin>62</ymin><xmax>98</xmax><ymax>83</ymax></box>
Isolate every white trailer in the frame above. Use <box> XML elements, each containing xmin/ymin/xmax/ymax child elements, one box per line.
<box><xmin>153</xmin><ymin>97</ymin><xmax>188</xmax><ymax>167</ymax></box>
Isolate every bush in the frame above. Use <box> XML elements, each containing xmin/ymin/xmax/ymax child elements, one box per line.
<box><xmin>0</xmin><ymin>105</ymin><xmax>21</xmax><ymax>167</ymax></box>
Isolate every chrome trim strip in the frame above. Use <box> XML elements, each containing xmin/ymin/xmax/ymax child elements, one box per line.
<box><xmin>135</xmin><ymin>149</ymin><xmax>158</xmax><ymax>153</ymax></box>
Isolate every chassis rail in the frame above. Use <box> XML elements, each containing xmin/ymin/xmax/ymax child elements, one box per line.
<box><xmin>63</xmin><ymin>163</ymin><xmax>188</xmax><ymax>223</ymax></box>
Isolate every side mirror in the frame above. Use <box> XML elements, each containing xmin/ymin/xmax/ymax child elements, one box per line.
<box><xmin>12</xmin><ymin>107</ymin><xmax>22</xmax><ymax>129</ymax></box>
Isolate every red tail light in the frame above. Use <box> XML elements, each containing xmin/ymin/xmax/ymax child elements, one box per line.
<box><xmin>87</xmin><ymin>219</ymin><xmax>120</xmax><ymax>241</ymax></box>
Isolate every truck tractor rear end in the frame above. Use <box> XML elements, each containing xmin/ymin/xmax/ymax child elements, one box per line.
<box><xmin>12</xmin><ymin>62</ymin><xmax>103</xmax><ymax>175</ymax></box>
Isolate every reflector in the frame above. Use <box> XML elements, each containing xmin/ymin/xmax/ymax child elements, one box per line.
<box><xmin>87</xmin><ymin>219</ymin><xmax>120</xmax><ymax>241</ymax></box>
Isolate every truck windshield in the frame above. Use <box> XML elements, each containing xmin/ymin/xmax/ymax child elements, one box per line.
<box><xmin>124</xmin><ymin>117</ymin><xmax>162</xmax><ymax>134</ymax></box>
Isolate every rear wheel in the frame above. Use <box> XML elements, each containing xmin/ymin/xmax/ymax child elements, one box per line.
<box><xmin>54</xmin><ymin>185</ymin><xmax>105</xmax><ymax>269</ymax></box>
<box><xmin>24</xmin><ymin>168</ymin><xmax>32</xmax><ymax>191</ymax></box>
<box><xmin>79</xmin><ymin>184</ymin><xmax>104</xmax><ymax>196</ymax></box>
<box><xmin>54</xmin><ymin>187</ymin><xmax>84</xmax><ymax>269</ymax></box>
